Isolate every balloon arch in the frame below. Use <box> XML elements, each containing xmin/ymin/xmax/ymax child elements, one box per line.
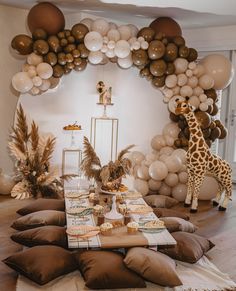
<box><xmin>11</xmin><ymin>2</ymin><xmax>234</xmax><ymax>151</ymax></box>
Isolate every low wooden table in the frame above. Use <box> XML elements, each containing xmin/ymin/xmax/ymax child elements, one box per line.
<box><xmin>65</xmin><ymin>190</ymin><xmax>176</xmax><ymax>249</ymax></box>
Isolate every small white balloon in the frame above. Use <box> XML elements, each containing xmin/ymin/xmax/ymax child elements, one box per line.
<box><xmin>177</xmin><ymin>73</ymin><xmax>188</xmax><ymax>86</ymax></box>
<box><xmin>36</xmin><ymin>62</ymin><xmax>53</xmax><ymax>79</ymax></box>
<box><xmin>193</xmin><ymin>64</ymin><xmax>205</xmax><ymax>77</ymax></box>
<box><xmin>199</xmin><ymin>94</ymin><xmax>207</xmax><ymax>102</ymax></box>
<box><xmin>185</xmin><ymin>69</ymin><xmax>193</xmax><ymax>77</ymax></box>
<box><xmin>206</xmin><ymin>98</ymin><xmax>214</xmax><ymax>106</ymax></box>
<box><xmin>133</xmin><ymin>179</ymin><xmax>149</xmax><ymax>196</ymax></box>
<box><xmin>131</xmin><ymin>41</ymin><xmax>141</xmax><ymax>50</ymax></box>
<box><xmin>187</xmin><ymin>76</ymin><xmax>198</xmax><ymax>88</ymax></box>
<box><xmin>141</xmin><ymin>41</ymin><xmax>149</xmax><ymax>50</ymax></box>
<box><xmin>30</xmin><ymin>86</ymin><xmax>40</xmax><ymax>95</ymax></box>
<box><xmin>103</xmin><ymin>36</ymin><xmax>109</xmax><ymax>44</ymax></box>
<box><xmin>27</xmin><ymin>68</ymin><xmax>37</xmax><ymax>78</ymax></box>
<box><xmin>199</xmin><ymin>102</ymin><xmax>208</xmax><ymax>111</ymax></box>
<box><xmin>39</xmin><ymin>79</ymin><xmax>50</xmax><ymax>91</ymax></box>
<box><xmin>80</xmin><ymin>18</ymin><xmax>93</xmax><ymax>30</ymax></box>
<box><xmin>107</xmin><ymin>40</ymin><xmax>116</xmax><ymax>49</ymax></box>
<box><xmin>22</xmin><ymin>64</ymin><xmax>30</xmax><ymax>72</ymax></box>
<box><xmin>165</xmin><ymin>74</ymin><xmax>177</xmax><ymax>88</ymax></box>
<box><xmin>129</xmin><ymin>37</ymin><xmax>137</xmax><ymax>45</ymax></box>
<box><xmin>165</xmin><ymin>173</ymin><xmax>179</xmax><ymax>187</ymax></box>
<box><xmin>101</xmin><ymin>44</ymin><xmax>108</xmax><ymax>53</ymax></box>
<box><xmin>84</xmin><ymin>31</ymin><xmax>103</xmax><ymax>52</ymax></box>
<box><xmin>189</xmin><ymin>96</ymin><xmax>200</xmax><ymax>109</ymax></box>
<box><xmin>92</xmin><ymin>18</ymin><xmax>109</xmax><ymax>36</ymax></box>
<box><xmin>107</xmin><ymin>29</ymin><xmax>120</xmax><ymax>42</ymax></box>
<box><xmin>188</xmin><ymin>62</ymin><xmax>197</xmax><ymax>70</ymax></box>
<box><xmin>117</xmin><ymin>54</ymin><xmax>133</xmax><ymax>69</ymax></box>
<box><xmin>180</xmin><ymin>85</ymin><xmax>193</xmax><ymax>98</ymax></box>
<box><xmin>163</xmin><ymin>88</ymin><xmax>174</xmax><ymax>98</ymax></box>
<box><xmin>118</xmin><ymin>25</ymin><xmax>132</xmax><ymax>40</ymax></box>
<box><xmin>27</xmin><ymin>53</ymin><xmax>43</xmax><ymax>66</ymax></box>
<box><xmin>105</xmin><ymin>49</ymin><xmax>116</xmax><ymax>58</ymax></box>
<box><xmin>172</xmin><ymin>86</ymin><xmax>180</xmax><ymax>95</ymax></box>
<box><xmin>148</xmin><ymin>179</ymin><xmax>162</xmax><ymax>191</ymax></box>
<box><xmin>32</xmin><ymin>76</ymin><xmax>42</xmax><ymax>87</ymax></box>
<box><xmin>114</xmin><ymin>40</ymin><xmax>130</xmax><ymax>58</ymax></box>
<box><xmin>151</xmin><ymin>135</ymin><xmax>166</xmax><ymax>151</ymax></box>
<box><xmin>174</xmin><ymin>58</ymin><xmax>189</xmax><ymax>74</ymax></box>
<box><xmin>193</xmin><ymin>86</ymin><xmax>204</xmax><ymax>96</ymax></box>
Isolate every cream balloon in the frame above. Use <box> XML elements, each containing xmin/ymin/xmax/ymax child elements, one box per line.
<box><xmin>92</xmin><ymin>18</ymin><xmax>109</xmax><ymax>36</ymax></box>
<box><xmin>36</xmin><ymin>63</ymin><xmax>53</xmax><ymax>79</ymax></box>
<box><xmin>27</xmin><ymin>68</ymin><xmax>37</xmax><ymax>78</ymax></box>
<box><xmin>164</xmin><ymin>135</ymin><xmax>175</xmax><ymax>147</ymax></box>
<box><xmin>178</xmin><ymin>171</ymin><xmax>188</xmax><ymax>184</ymax></box>
<box><xmin>172</xmin><ymin>183</ymin><xmax>187</xmax><ymax>201</ymax></box>
<box><xmin>80</xmin><ymin>18</ymin><xmax>93</xmax><ymax>30</ymax></box>
<box><xmin>131</xmin><ymin>151</ymin><xmax>145</xmax><ymax>165</ymax></box>
<box><xmin>27</xmin><ymin>53</ymin><xmax>43</xmax><ymax>66</ymax></box>
<box><xmin>149</xmin><ymin>160</ymin><xmax>168</xmax><ymax>181</ymax></box>
<box><xmin>164</xmin><ymin>156</ymin><xmax>182</xmax><ymax>173</ymax></box>
<box><xmin>180</xmin><ymin>85</ymin><xmax>193</xmax><ymax>98</ymax></box>
<box><xmin>174</xmin><ymin>58</ymin><xmax>188</xmax><ymax>74</ymax></box>
<box><xmin>109</xmin><ymin>22</ymin><xmax>118</xmax><ymax>30</ymax></box>
<box><xmin>137</xmin><ymin>165</ymin><xmax>150</xmax><ymax>180</ymax></box>
<box><xmin>118</xmin><ymin>25</ymin><xmax>131</xmax><ymax>40</ymax></box>
<box><xmin>105</xmin><ymin>49</ymin><xmax>115</xmax><ymax>58</ymax></box>
<box><xmin>133</xmin><ymin>179</ymin><xmax>149</xmax><ymax>196</ymax></box>
<box><xmin>165</xmin><ymin>74</ymin><xmax>177</xmax><ymax>88</ymax></box>
<box><xmin>171</xmin><ymin>149</ymin><xmax>187</xmax><ymax>164</ymax></box>
<box><xmin>198</xmin><ymin>74</ymin><xmax>214</xmax><ymax>90</ymax></box>
<box><xmin>148</xmin><ymin>179</ymin><xmax>162</xmax><ymax>191</ymax></box>
<box><xmin>39</xmin><ymin>79</ymin><xmax>50</xmax><ymax>91</ymax></box>
<box><xmin>185</xmin><ymin>69</ymin><xmax>193</xmax><ymax>77</ymax></box>
<box><xmin>117</xmin><ymin>54</ymin><xmax>133</xmax><ymax>69</ymax></box>
<box><xmin>22</xmin><ymin>64</ymin><xmax>30</xmax><ymax>72</ymax></box>
<box><xmin>177</xmin><ymin>73</ymin><xmax>188</xmax><ymax>86</ymax></box>
<box><xmin>189</xmin><ymin>96</ymin><xmax>200</xmax><ymax>109</ymax></box>
<box><xmin>30</xmin><ymin>86</ymin><xmax>40</xmax><ymax>95</ymax></box>
<box><xmin>145</xmin><ymin>152</ymin><xmax>157</xmax><ymax>162</ymax></box>
<box><xmin>107</xmin><ymin>29</ymin><xmax>120</xmax><ymax>42</ymax></box>
<box><xmin>159</xmin><ymin>154</ymin><xmax>168</xmax><ymax>163</ymax></box>
<box><xmin>199</xmin><ymin>175</ymin><xmax>219</xmax><ymax>200</ymax></box>
<box><xmin>199</xmin><ymin>102</ymin><xmax>208</xmax><ymax>112</ymax></box>
<box><xmin>141</xmin><ymin>41</ymin><xmax>149</xmax><ymax>50</ymax></box>
<box><xmin>163</xmin><ymin>122</ymin><xmax>180</xmax><ymax>138</ymax></box>
<box><xmin>88</xmin><ymin>51</ymin><xmax>103</xmax><ymax>64</ymax></box>
<box><xmin>84</xmin><ymin>31</ymin><xmax>103</xmax><ymax>52</ymax></box>
<box><xmin>165</xmin><ymin>173</ymin><xmax>179</xmax><ymax>187</ymax></box>
<box><xmin>193</xmin><ymin>64</ymin><xmax>205</xmax><ymax>77</ymax></box>
<box><xmin>187</xmin><ymin>76</ymin><xmax>198</xmax><ymax>88</ymax></box>
<box><xmin>32</xmin><ymin>76</ymin><xmax>42</xmax><ymax>87</ymax></box>
<box><xmin>159</xmin><ymin>183</ymin><xmax>172</xmax><ymax>196</ymax></box>
<box><xmin>114</xmin><ymin>40</ymin><xmax>130</xmax><ymax>58</ymax></box>
<box><xmin>193</xmin><ymin>86</ymin><xmax>204</xmax><ymax>96</ymax></box>
<box><xmin>128</xmin><ymin>24</ymin><xmax>139</xmax><ymax>37</ymax></box>
<box><xmin>107</xmin><ymin>40</ymin><xmax>116</xmax><ymax>50</ymax></box>
<box><xmin>12</xmin><ymin>72</ymin><xmax>33</xmax><ymax>93</ymax></box>
<box><xmin>159</xmin><ymin>146</ymin><xmax>174</xmax><ymax>156</ymax></box>
<box><xmin>151</xmin><ymin>135</ymin><xmax>166</xmax><ymax>151</ymax></box>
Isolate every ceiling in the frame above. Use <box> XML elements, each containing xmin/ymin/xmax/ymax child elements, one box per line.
<box><xmin>1</xmin><ymin>0</ymin><xmax>236</xmax><ymax>29</ymax></box>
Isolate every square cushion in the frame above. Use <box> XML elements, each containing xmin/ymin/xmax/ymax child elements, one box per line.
<box><xmin>17</xmin><ymin>198</ymin><xmax>65</xmax><ymax>215</ymax></box>
<box><xmin>11</xmin><ymin>210</ymin><xmax>66</xmax><ymax>231</ymax></box>
<box><xmin>153</xmin><ymin>208</ymin><xmax>190</xmax><ymax>220</ymax></box>
<box><xmin>75</xmin><ymin>250</ymin><xmax>146</xmax><ymax>289</ymax></box>
<box><xmin>160</xmin><ymin>217</ymin><xmax>197</xmax><ymax>233</ymax></box>
<box><xmin>144</xmin><ymin>195</ymin><xmax>178</xmax><ymax>208</ymax></box>
<box><xmin>160</xmin><ymin>232</ymin><xmax>215</xmax><ymax>263</ymax></box>
<box><xmin>3</xmin><ymin>245</ymin><xmax>77</xmax><ymax>285</ymax></box>
<box><xmin>11</xmin><ymin>226</ymin><xmax>67</xmax><ymax>248</ymax></box>
<box><xmin>124</xmin><ymin>247</ymin><xmax>182</xmax><ymax>287</ymax></box>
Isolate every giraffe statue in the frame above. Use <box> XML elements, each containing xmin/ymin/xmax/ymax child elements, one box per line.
<box><xmin>175</xmin><ymin>101</ymin><xmax>232</xmax><ymax>213</ymax></box>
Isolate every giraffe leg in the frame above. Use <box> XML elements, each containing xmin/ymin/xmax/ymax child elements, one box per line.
<box><xmin>212</xmin><ymin>182</ymin><xmax>223</xmax><ymax>207</ymax></box>
<box><xmin>185</xmin><ymin>168</ymin><xmax>194</xmax><ymax>207</ymax></box>
<box><xmin>219</xmin><ymin>186</ymin><xmax>232</xmax><ymax>211</ymax></box>
<box><xmin>218</xmin><ymin>166</ymin><xmax>232</xmax><ymax>211</ymax></box>
<box><xmin>190</xmin><ymin>173</ymin><xmax>205</xmax><ymax>213</ymax></box>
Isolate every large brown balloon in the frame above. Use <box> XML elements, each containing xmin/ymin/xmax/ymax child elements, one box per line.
<box><xmin>11</xmin><ymin>34</ymin><xmax>33</xmax><ymax>55</ymax></box>
<box><xmin>71</xmin><ymin>23</ymin><xmax>89</xmax><ymax>43</ymax></box>
<box><xmin>211</xmin><ymin>103</ymin><xmax>219</xmax><ymax>116</ymax></box>
<box><xmin>74</xmin><ymin>59</ymin><xmax>87</xmax><ymax>72</ymax></box>
<box><xmin>219</xmin><ymin>126</ymin><xmax>228</xmax><ymax>139</ymax></box>
<box><xmin>195</xmin><ymin>111</ymin><xmax>211</xmax><ymax>129</ymax></box>
<box><xmin>137</xmin><ymin>27</ymin><xmax>155</xmax><ymax>42</ymax></box>
<box><xmin>152</xmin><ymin>76</ymin><xmax>166</xmax><ymax>87</ymax></box>
<box><xmin>164</xmin><ymin>43</ymin><xmax>178</xmax><ymax>62</ymax></box>
<box><xmin>148</xmin><ymin>40</ymin><xmax>165</xmax><ymax>60</ymax></box>
<box><xmin>132</xmin><ymin>49</ymin><xmax>148</xmax><ymax>66</ymax></box>
<box><xmin>48</xmin><ymin>36</ymin><xmax>62</xmax><ymax>53</ymax></box>
<box><xmin>210</xmin><ymin>127</ymin><xmax>221</xmax><ymax>140</ymax></box>
<box><xmin>149</xmin><ymin>17</ymin><xmax>182</xmax><ymax>39</ymax></box>
<box><xmin>33</xmin><ymin>39</ymin><xmax>49</xmax><ymax>55</ymax></box>
<box><xmin>53</xmin><ymin>64</ymin><xmax>64</xmax><ymax>78</ymax></box>
<box><xmin>44</xmin><ymin>52</ymin><xmax>57</xmax><ymax>66</ymax></box>
<box><xmin>150</xmin><ymin>59</ymin><xmax>167</xmax><ymax>77</ymax></box>
<box><xmin>27</xmin><ymin>2</ymin><xmax>65</xmax><ymax>35</ymax></box>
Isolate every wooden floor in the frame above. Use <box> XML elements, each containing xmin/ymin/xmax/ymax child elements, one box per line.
<box><xmin>0</xmin><ymin>193</ymin><xmax>236</xmax><ymax>290</ymax></box>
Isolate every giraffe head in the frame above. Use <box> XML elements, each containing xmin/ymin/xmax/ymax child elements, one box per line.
<box><xmin>175</xmin><ymin>101</ymin><xmax>194</xmax><ymax>115</ymax></box>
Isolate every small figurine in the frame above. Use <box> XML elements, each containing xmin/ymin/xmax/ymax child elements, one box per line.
<box><xmin>96</xmin><ymin>81</ymin><xmax>112</xmax><ymax>105</ymax></box>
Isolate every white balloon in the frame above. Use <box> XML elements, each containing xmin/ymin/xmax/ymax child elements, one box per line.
<box><xmin>149</xmin><ymin>160</ymin><xmax>168</xmax><ymax>181</ymax></box>
<box><xmin>165</xmin><ymin>173</ymin><xmax>179</xmax><ymax>187</ymax></box>
<box><xmin>199</xmin><ymin>102</ymin><xmax>208</xmax><ymax>111</ymax></box>
<box><xmin>151</xmin><ymin>135</ymin><xmax>166</xmax><ymax>151</ymax></box>
<box><xmin>118</xmin><ymin>25</ymin><xmax>131</xmax><ymax>40</ymax></box>
<box><xmin>193</xmin><ymin>64</ymin><xmax>205</xmax><ymax>77</ymax></box>
<box><xmin>128</xmin><ymin>24</ymin><xmax>139</xmax><ymax>37</ymax></box>
<box><xmin>198</xmin><ymin>74</ymin><xmax>214</xmax><ymax>90</ymax></box>
<box><xmin>117</xmin><ymin>54</ymin><xmax>133</xmax><ymax>69</ymax></box>
<box><xmin>27</xmin><ymin>68</ymin><xmax>37</xmax><ymax>78</ymax></box>
<box><xmin>164</xmin><ymin>156</ymin><xmax>182</xmax><ymax>173</ymax></box>
<box><xmin>101</xmin><ymin>44</ymin><xmax>108</xmax><ymax>53</ymax></box>
<box><xmin>172</xmin><ymin>86</ymin><xmax>180</xmax><ymax>95</ymax></box>
<box><xmin>165</xmin><ymin>74</ymin><xmax>177</xmax><ymax>88</ymax></box>
<box><xmin>107</xmin><ymin>29</ymin><xmax>120</xmax><ymax>42</ymax></box>
<box><xmin>103</xmin><ymin>36</ymin><xmax>109</xmax><ymax>44</ymax></box>
<box><xmin>133</xmin><ymin>179</ymin><xmax>149</xmax><ymax>196</ymax></box>
<box><xmin>39</xmin><ymin>79</ymin><xmax>50</xmax><ymax>91</ymax></box>
<box><xmin>199</xmin><ymin>175</ymin><xmax>219</xmax><ymax>200</ymax></box>
<box><xmin>174</xmin><ymin>58</ymin><xmax>189</xmax><ymax>74</ymax></box>
<box><xmin>177</xmin><ymin>73</ymin><xmax>188</xmax><ymax>86</ymax></box>
<box><xmin>12</xmin><ymin>72</ymin><xmax>33</xmax><ymax>93</ymax></box>
<box><xmin>137</xmin><ymin>36</ymin><xmax>145</xmax><ymax>42</ymax></box>
<box><xmin>180</xmin><ymin>85</ymin><xmax>193</xmax><ymax>98</ymax></box>
<box><xmin>186</xmin><ymin>69</ymin><xmax>193</xmax><ymax>77</ymax></box>
<box><xmin>163</xmin><ymin>122</ymin><xmax>180</xmax><ymax>138</ymax></box>
<box><xmin>36</xmin><ymin>62</ymin><xmax>53</xmax><ymax>79</ymax></box>
<box><xmin>206</xmin><ymin>98</ymin><xmax>214</xmax><ymax>106</ymax></box>
<box><xmin>22</xmin><ymin>64</ymin><xmax>30</xmax><ymax>72</ymax></box>
<box><xmin>163</xmin><ymin>88</ymin><xmax>173</xmax><ymax>98</ymax></box>
<box><xmin>84</xmin><ymin>31</ymin><xmax>103</xmax><ymax>52</ymax></box>
<box><xmin>172</xmin><ymin>183</ymin><xmax>187</xmax><ymax>201</ymax></box>
<box><xmin>141</xmin><ymin>41</ymin><xmax>149</xmax><ymax>50</ymax></box>
<box><xmin>178</xmin><ymin>171</ymin><xmax>188</xmax><ymax>183</ymax></box>
<box><xmin>168</xmin><ymin>95</ymin><xmax>185</xmax><ymax>114</ymax></box>
<box><xmin>114</xmin><ymin>40</ymin><xmax>130</xmax><ymax>58</ymax></box>
<box><xmin>199</xmin><ymin>94</ymin><xmax>207</xmax><ymax>102</ymax></box>
<box><xmin>159</xmin><ymin>183</ymin><xmax>172</xmax><ymax>196</ymax></box>
<box><xmin>88</xmin><ymin>51</ymin><xmax>103</xmax><ymax>64</ymax></box>
<box><xmin>107</xmin><ymin>40</ymin><xmax>116</xmax><ymax>49</ymax></box>
<box><xmin>148</xmin><ymin>179</ymin><xmax>162</xmax><ymax>191</ymax></box>
<box><xmin>188</xmin><ymin>62</ymin><xmax>197</xmax><ymax>70</ymax></box>
<box><xmin>109</xmin><ymin>22</ymin><xmax>118</xmax><ymax>30</ymax></box>
<box><xmin>164</xmin><ymin>135</ymin><xmax>175</xmax><ymax>146</ymax></box>
<box><xmin>131</xmin><ymin>151</ymin><xmax>145</xmax><ymax>165</ymax></box>
<box><xmin>80</xmin><ymin>18</ymin><xmax>93</xmax><ymax>30</ymax></box>
<box><xmin>159</xmin><ymin>146</ymin><xmax>174</xmax><ymax>156</ymax></box>
<box><xmin>105</xmin><ymin>49</ymin><xmax>115</xmax><ymax>58</ymax></box>
<box><xmin>32</xmin><ymin>76</ymin><xmax>42</xmax><ymax>87</ymax></box>
<box><xmin>129</xmin><ymin>37</ymin><xmax>137</xmax><ymax>45</ymax></box>
<box><xmin>145</xmin><ymin>153</ymin><xmax>157</xmax><ymax>162</ymax></box>
<box><xmin>92</xmin><ymin>18</ymin><xmax>109</xmax><ymax>36</ymax></box>
<box><xmin>27</xmin><ymin>53</ymin><xmax>43</xmax><ymax>66</ymax></box>
<box><xmin>193</xmin><ymin>86</ymin><xmax>204</xmax><ymax>96</ymax></box>
<box><xmin>131</xmin><ymin>41</ymin><xmax>141</xmax><ymax>50</ymax></box>
<box><xmin>187</xmin><ymin>76</ymin><xmax>198</xmax><ymax>88</ymax></box>
<box><xmin>171</xmin><ymin>149</ymin><xmax>187</xmax><ymax>164</ymax></box>
<box><xmin>137</xmin><ymin>165</ymin><xmax>150</xmax><ymax>180</ymax></box>
<box><xmin>30</xmin><ymin>86</ymin><xmax>40</xmax><ymax>95</ymax></box>
<box><xmin>159</xmin><ymin>154</ymin><xmax>168</xmax><ymax>162</ymax></box>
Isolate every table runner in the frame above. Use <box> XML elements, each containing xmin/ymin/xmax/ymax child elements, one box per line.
<box><xmin>65</xmin><ymin>190</ymin><xmax>176</xmax><ymax>249</ymax></box>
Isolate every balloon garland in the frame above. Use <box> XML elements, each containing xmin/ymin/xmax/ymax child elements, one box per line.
<box><xmin>10</xmin><ymin>2</ymin><xmax>234</xmax><ymax>150</ymax></box>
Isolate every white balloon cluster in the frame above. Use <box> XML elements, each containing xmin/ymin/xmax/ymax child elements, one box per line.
<box><xmin>81</xmin><ymin>18</ymin><xmax>148</xmax><ymax>69</ymax></box>
<box><xmin>12</xmin><ymin>53</ymin><xmax>59</xmax><ymax>95</ymax></box>
<box><xmin>161</xmin><ymin>58</ymin><xmax>215</xmax><ymax>113</ymax></box>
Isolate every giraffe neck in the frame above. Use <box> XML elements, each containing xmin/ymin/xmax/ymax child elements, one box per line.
<box><xmin>184</xmin><ymin>111</ymin><xmax>204</xmax><ymax>138</ymax></box>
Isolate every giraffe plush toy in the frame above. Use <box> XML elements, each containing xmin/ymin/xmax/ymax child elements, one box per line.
<box><xmin>175</xmin><ymin>101</ymin><xmax>232</xmax><ymax>213</ymax></box>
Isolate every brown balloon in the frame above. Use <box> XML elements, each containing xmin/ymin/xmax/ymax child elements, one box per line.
<box><xmin>166</xmin><ymin>62</ymin><xmax>175</xmax><ymax>75</ymax></box>
<box><xmin>71</xmin><ymin>23</ymin><xmax>89</xmax><ymax>43</ymax></box>
<box><xmin>174</xmin><ymin>139</ymin><xmax>182</xmax><ymax>148</ymax></box>
<box><xmin>72</xmin><ymin>49</ymin><xmax>80</xmax><ymax>58</ymax></box>
<box><xmin>66</xmin><ymin>62</ymin><xmax>75</xmax><ymax>70</ymax></box>
<box><xmin>195</xmin><ymin>111</ymin><xmax>211</xmax><ymax>129</ymax></box>
<box><xmin>154</xmin><ymin>32</ymin><xmax>165</xmax><ymax>41</ymax></box>
<box><xmin>140</xmin><ymin>67</ymin><xmax>150</xmax><ymax>78</ymax></box>
<box><xmin>150</xmin><ymin>59</ymin><xmax>167</xmax><ymax>77</ymax></box>
<box><xmin>211</xmin><ymin>103</ymin><xmax>219</xmax><ymax>116</ymax></box>
<box><xmin>173</xmin><ymin>36</ymin><xmax>185</xmax><ymax>47</ymax></box>
<box><xmin>53</xmin><ymin>64</ymin><xmax>64</xmax><ymax>78</ymax></box>
<box><xmin>27</xmin><ymin>2</ymin><xmax>65</xmax><ymax>35</ymax></box>
<box><xmin>32</xmin><ymin>28</ymin><xmax>48</xmax><ymax>40</ymax></box>
<box><xmin>64</xmin><ymin>65</ymin><xmax>72</xmax><ymax>74</ymax></box>
<box><xmin>152</xmin><ymin>76</ymin><xmax>166</xmax><ymax>87</ymax></box>
<box><xmin>204</xmin><ymin>88</ymin><xmax>217</xmax><ymax>101</ymax></box>
<box><xmin>11</xmin><ymin>34</ymin><xmax>33</xmax><ymax>55</ymax></box>
<box><xmin>132</xmin><ymin>49</ymin><xmax>148</xmax><ymax>66</ymax></box>
<box><xmin>164</xmin><ymin>43</ymin><xmax>178</xmax><ymax>62</ymax></box>
<box><xmin>74</xmin><ymin>57</ymin><xmax>82</xmax><ymax>66</ymax></box>
<box><xmin>74</xmin><ymin>59</ymin><xmax>87</xmax><ymax>72</ymax></box>
<box><xmin>49</xmin><ymin>76</ymin><xmax>60</xmax><ymax>89</ymax></box>
<box><xmin>48</xmin><ymin>35</ymin><xmax>62</xmax><ymax>53</ymax></box>
<box><xmin>77</xmin><ymin>43</ymin><xmax>89</xmax><ymax>58</ymax></box>
<box><xmin>57</xmin><ymin>31</ymin><xmax>65</xmax><ymax>39</ymax></box>
<box><xmin>65</xmin><ymin>53</ymin><xmax>74</xmax><ymax>63</ymax></box>
<box><xmin>184</xmin><ymin>127</ymin><xmax>190</xmax><ymax>139</ymax></box>
<box><xmin>187</xmin><ymin>48</ymin><xmax>198</xmax><ymax>62</ymax></box>
<box><xmin>57</xmin><ymin>52</ymin><xmax>66</xmax><ymax>65</ymax></box>
<box><xmin>67</xmin><ymin>36</ymin><xmax>75</xmax><ymax>44</ymax></box>
<box><xmin>109</xmin><ymin>56</ymin><xmax>118</xmax><ymax>63</ymax></box>
<box><xmin>60</xmin><ymin>38</ymin><xmax>68</xmax><ymax>47</ymax></box>
<box><xmin>178</xmin><ymin>46</ymin><xmax>189</xmax><ymax>58</ymax></box>
<box><xmin>64</xmin><ymin>30</ymin><xmax>71</xmax><ymax>38</ymax></box>
<box><xmin>178</xmin><ymin>120</ymin><xmax>186</xmax><ymax>130</ymax></box>
<box><xmin>162</xmin><ymin>38</ymin><xmax>168</xmax><ymax>45</ymax></box>
<box><xmin>148</xmin><ymin>40</ymin><xmax>165</xmax><ymax>60</ymax></box>
<box><xmin>169</xmin><ymin>112</ymin><xmax>179</xmax><ymax>122</ymax></box>
<box><xmin>210</xmin><ymin>127</ymin><xmax>221</xmax><ymax>140</ymax></box>
<box><xmin>219</xmin><ymin>126</ymin><xmax>228</xmax><ymax>139</ymax></box>
<box><xmin>137</xmin><ymin>27</ymin><xmax>156</xmax><ymax>42</ymax></box>
<box><xmin>64</xmin><ymin>44</ymin><xmax>76</xmax><ymax>54</ymax></box>
<box><xmin>33</xmin><ymin>39</ymin><xmax>49</xmax><ymax>55</ymax></box>
<box><xmin>203</xmin><ymin>128</ymin><xmax>211</xmax><ymax>139</ymax></box>
<box><xmin>209</xmin><ymin>121</ymin><xmax>216</xmax><ymax>129</ymax></box>
<box><xmin>205</xmin><ymin>139</ymin><xmax>212</xmax><ymax>148</ymax></box>
<box><xmin>206</xmin><ymin>105</ymin><xmax>213</xmax><ymax>115</ymax></box>
<box><xmin>149</xmin><ymin>17</ymin><xmax>182</xmax><ymax>39</ymax></box>
<box><xmin>44</xmin><ymin>52</ymin><xmax>57</xmax><ymax>66</ymax></box>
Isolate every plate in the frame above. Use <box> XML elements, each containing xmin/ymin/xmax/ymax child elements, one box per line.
<box><xmin>67</xmin><ymin>207</ymin><xmax>94</xmax><ymax>216</ymax></box>
<box><xmin>139</xmin><ymin>227</ymin><xmax>166</xmax><ymax>233</ymax></box>
<box><xmin>66</xmin><ymin>225</ymin><xmax>100</xmax><ymax>237</ymax></box>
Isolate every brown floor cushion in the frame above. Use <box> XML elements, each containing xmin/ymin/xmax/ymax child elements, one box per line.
<box><xmin>160</xmin><ymin>232</ymin><xmax>215</xmax><ymax>263</ymax></box>
<box><xmin>160</xmin><ymin>217</ymin><xmax>197</xmax><ymax>233</ymax></box>
<box><xmin>124</xmin><ymin>247</ymin><xmax>182</xmax><ymax>287</ymax></box>
<box><xmin>11</xmin><ymin>210</ymin><xmax>66</xmax><ymax>231</ymax></box>
<box><xmin>75</xmin><ymin>250</ymin><xmax>146</xmax><ymax>289</ymax></box>
<box><xmin>144</xmin><ymin>195</ymin><xmax>178</xmax><ymax>208</ymax></box>
<box><xmin>17</xmin><ymin>198</ymin><xmax>65</xmax><ymax>215</ymax></box>
<box><xmin>3</xmin><ymin>245</ymin><xmax>77</xmax><ymax>285</ymax></box>
<box><xmin>153</xmin><ymin>208</ymin><xmax>190</xmax><ymax>220</ymax></box>
<box><xmin>11</xmin><ymin>225</ymin><xmax>67</xmax><ymax>248</ymax></box>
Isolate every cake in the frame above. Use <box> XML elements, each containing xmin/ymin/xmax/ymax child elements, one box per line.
<box><xmin>143</xmin><ymin>220</ymin><xmax>165</xmax><ymax>229</ymax></box>
<box><xmin>118</xmin><ymin>204</ymin><xmax>127</xmax><ymax>214</ymax></box>
<box><xmin>63</xmin><ymin>122</ymin><xmax>81</xmax><ymax>130</ymax></box>
<box><xmin>127</xmin><ymin>221</ymin><xmax>139</xmax><ymax>234</ymax></box>
<box><xmin>100</xmin><ymin>222</ymin><xmax>113</xmax><ymax>236</ymax></box>
<box><xmin>93</xmin><ymin>204</ymin><xmax>104</xmax><ymax>216</ymax></box>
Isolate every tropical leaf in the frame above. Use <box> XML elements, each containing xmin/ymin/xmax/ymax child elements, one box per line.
<box><xmin>11</xmin><ymin>180</ymin><xmax>31</xmax><ymax>200</ymax></box>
